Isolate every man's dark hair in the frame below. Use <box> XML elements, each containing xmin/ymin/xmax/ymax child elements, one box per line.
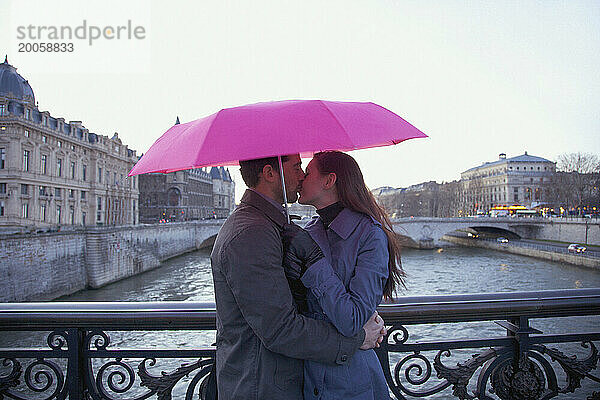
<box><xmin>239</xmin><ymin>156</ymin><xmax>289</xmax><ymax>188</ymax></box>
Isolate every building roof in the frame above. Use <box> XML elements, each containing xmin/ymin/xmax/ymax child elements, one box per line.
<box><xmin>462</xmin><ymin>152</ymin><xmax>554</xmax><ymax>174</ymax></box>
<box><xmin>210</xmin><ymin>166</ymin><xmax>233</xmax><ymax>181</ymax></box>
<box><xmin>0</xmin><ymin>56</ymin><xmax>35</xmax><ymax>104</ymax></box>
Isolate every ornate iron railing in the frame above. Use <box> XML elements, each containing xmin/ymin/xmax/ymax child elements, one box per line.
<box><xmin>0</xmin><ymin>288</ymin><xmax>599</xmax><ymax>399</ymax></box>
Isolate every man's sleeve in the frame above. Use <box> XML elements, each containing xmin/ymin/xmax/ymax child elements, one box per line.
<box><xmin>219</xmin><ymin>225</ymin><xmax>365</xmax><ymax>365</ymax></box>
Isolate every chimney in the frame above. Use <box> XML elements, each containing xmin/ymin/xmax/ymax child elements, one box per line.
<box><xmin>499</xmin><ymin>153</ymin><xmax>506</xmax><ymax>160</ymax></box>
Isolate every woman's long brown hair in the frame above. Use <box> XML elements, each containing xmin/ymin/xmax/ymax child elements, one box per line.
<box><xmin>313</xmin><ymin>151</ymin><xmax>405</xmax><ymax>299</ymax></box>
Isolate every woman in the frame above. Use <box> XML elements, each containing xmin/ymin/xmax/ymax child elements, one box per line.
<box><xmin>294</xmin><ymin>151</ymin><xmax>404</xmax><ymax>400</ymax></box>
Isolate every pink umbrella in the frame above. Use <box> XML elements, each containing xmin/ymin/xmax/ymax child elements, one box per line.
<box><xmin>128</xmin><ymin>99</ymin><xmax>428</xmax><ymax>220</ymax></box>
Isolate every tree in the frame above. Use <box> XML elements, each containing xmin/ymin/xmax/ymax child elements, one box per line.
<box><xmin>553</xmin><ymin>152</ymin><xmax>600</xmax><ymax>215</ymax></box>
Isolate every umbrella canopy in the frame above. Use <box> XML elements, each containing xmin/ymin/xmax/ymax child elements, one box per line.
<box><xmin>128</xmin><ymin>100</ymin><xmax>427</xmax><ymax>176</ymax></box>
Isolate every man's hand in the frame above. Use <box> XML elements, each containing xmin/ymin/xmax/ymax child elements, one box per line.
<box><xmin>282</xmin><ymin>223</ymin><xmax>325</xmax><ymax>280</ymax></box>
<box><xmin>360</xmin><ymin>312</ymin><xmax>387</xmax><ymax>350</ymax></box>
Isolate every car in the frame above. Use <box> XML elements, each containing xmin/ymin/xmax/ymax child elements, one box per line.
<box><xmin>497</xmin><ymin>237</ymin><xmax>509</xmax><ymax>243</ymax></box>
<box><xmin>567</xmin><ymin>244</ymin><xmax>586</xmax><ymax>253</ymax></box>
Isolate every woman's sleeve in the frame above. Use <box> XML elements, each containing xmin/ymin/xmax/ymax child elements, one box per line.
<box><xmin>301</xmin><ymin>226</ymin><xmax>389</xmax><ymax>337</ymax></box>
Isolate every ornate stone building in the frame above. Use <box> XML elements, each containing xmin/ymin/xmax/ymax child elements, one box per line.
<box><xmin>210</xmin><ymin>166</ymin><xmax>235</xmax><ymax>218</ymax></box>
<box><xmin>138</xmin><ymin>167</ymin><xmax>215</xmax><ymax>223</ymax></box>
<box><xmin>459</xmin><ymin>152</ymin><xmax>556</xmax><ymax>215</ymax></box>
<box><xmin>0</xmin><ymin>58</ymin><xmax>139</xmax><ymax>232</ymax></box>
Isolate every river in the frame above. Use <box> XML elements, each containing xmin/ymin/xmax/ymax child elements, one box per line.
<box><xmin>2</xmin><ymin>246</ymin><xmax>600</xmax><ymax>399</ymax></box>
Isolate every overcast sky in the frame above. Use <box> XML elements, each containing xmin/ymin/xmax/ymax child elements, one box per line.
<box><xmin>2</xmin><ymin>0</ymin><xmax>599</xmax><ymax>201</ymax></box>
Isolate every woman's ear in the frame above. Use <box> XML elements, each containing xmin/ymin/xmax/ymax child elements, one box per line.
<box><xmin>323</xmin><ymin>172</ymin><xmax>337</xmax><ymax>189</ymax></box>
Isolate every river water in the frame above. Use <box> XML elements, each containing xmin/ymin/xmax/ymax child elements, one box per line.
<box><xmin>2</xmin><ymin>246</ymin><xmax>600</xmax><ymax>399</ymax></box>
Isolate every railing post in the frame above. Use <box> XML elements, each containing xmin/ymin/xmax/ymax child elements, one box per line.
<box><xmin>66</xmin><ymin>328</ymin><xmax>85</xmax><ymax>398</ymax></box>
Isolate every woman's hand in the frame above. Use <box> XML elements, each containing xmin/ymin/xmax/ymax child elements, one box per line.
<box><xmin>360</xmin><ymin>312</ymin><xmax>387</xmax><ymax>350</ymax></box>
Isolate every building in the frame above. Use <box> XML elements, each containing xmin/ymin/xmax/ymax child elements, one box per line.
<box><xmin>138</xmin><ymin>167</ymin><xmax>215</xmax><ymax>223</ymax></box>
<box><xmin>0</xmin><ymin>57</ymin><xmax>139</xmax><ymax>232</ymax></box>
<box><xmin>375</xmin><ymin>181</ymin><xmax>461</xmax><ymax>218</ymax></box>
<box><xmin>210</xmin><ymin>166</ymin><xmax>235</xmax><ymax>218</ymax></box>
<box><xmin>459</xmin><ymin>152</ymin><xmax>555</xmax><ymax>215</ymax></box>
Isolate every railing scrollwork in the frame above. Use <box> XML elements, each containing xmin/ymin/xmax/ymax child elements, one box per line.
<box><xmin>1</xmin><ymin>289</ymin><xmax>599</xmax><ymax>399</ymax></box>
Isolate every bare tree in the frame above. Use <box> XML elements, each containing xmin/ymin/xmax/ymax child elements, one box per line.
<box><xmin>554</xmin><ymin>152</ymin><xmax>600</xmax><ymax>215</ymax></box>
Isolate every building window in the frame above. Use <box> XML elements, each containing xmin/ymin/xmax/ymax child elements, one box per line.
<box><xmin>83</xmin><ymin>165</ymin><xmax>87</xmax><ymax>181</ymax></box>
<box><xmin>56</xmin><ymin>205</ymin><xmax>61</xmax><ymax>224</ymax></box>
<box><xmin>43</xmin><ymin>116</ymin><xmax>48</xmax><ymax>126</ymax></box>
<box><xmin>68</xmin><ymin>189</ymin><xmax>74</xmax><ymax>198</ymax></box>
<box><xmin>22</xmin><ymin>203</ymin><xmax>29</xmax><ymax>218</ymax></box>
<box><xmin>41</xmin><ymin>154</ymin><xmax>47</xmax><ymax>174</ymax></box>
<box><xmin>0</xmin><ymin>148</ymin><xmax>5</xmax><ymax>169</ymax></box>
<box><xmin>57</xmin><ymin>140</ymin><xmax>62</xmax><ymax>148</ymax></box>
<box><xmin>0</xmin><ymin>104</ymin><xmax>6</xmax><ymax>116</ymax></box>
<box><xmin>70</xmin><ymin>145</ymin><xmax>75</xmax><ymax>151</ymax></box>
<box><xmin>42</xmin><ymin>135</ymin><xmax>47</xmax><ymax>143</ymax></box>
<box><xmin>0</xmin><ymin>200</ymin><xmax>4</xmax><ymax>216</ymax></box>
<box><xmin>98</xmin><ymin>167</ymin><xmax>102</xmax><ymax>183</ymax></box>
<box><xmin>70</xmin><ymin>161</ymin><xmax>76</xmax><ymax>179</ymax></box>
<box><xmin>40</xmin><ymin>204</ymin><xmax>46</xmax><ymax>221</ymax></box>
<box><xmin>69</xmin><ymin>206</ymin><xmax>75</xmax><ymax>225</ymax></box>
<box><xmin>81</xmin><ymin>191</ymin><xmax>86</xmax><ymax>200</ymax></box>
<box><xmin>25</xmin><ymin>109</ymin><xmax>30</xmax><ymax>120</ymax></box>
<box><xmin>105</xmin><ymin>171</ymin><xmax>109</xmax><ymax>184</ymax></box>
<box><xmin>39</xmin><ymin>186</ymin><xmax>48</xmax><ymax>196</ymax></box>
<box><xmin>57</xmin><ymin>158</ymin><xmax>62</xmax><ymax>177</ymax></box>
<box><xmin>24</xmin><ymin>129</ymin><xmax>29</xmax><ymax>138</ymax></box>
<box><xmin>55</xmin><ymin>188</ymin><xmax>61</xmax><ymax>198</ymax></box>
<box><xmin>0</xmin><ymin>183</ymin><xmax>6</xmax><ymax>194</ymax></box>
<box><xmin>82</xmin><ymin>211</ymin><xmax>86</xmax><ymax>225</ymax></box>
<box><xmin>23</xmin><ymin>150</ymin><xmax>30</xmax><ymax>171</ymax></box>
<box><xmin>21</xmin><ymin>184</ymin><xmax>28</xmax><ymax>195</ymax></box>
<box><xmin>114</xmin><ymin>172</ymin><xmax>117</xmax><ymax>185</ymax></box>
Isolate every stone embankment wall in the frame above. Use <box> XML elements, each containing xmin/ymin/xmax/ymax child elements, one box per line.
<box><xmin>443</xmin><ymin>235</ymin><xmax>600</xmax><ymax>270</ymax></box>
<box><xmin>532</xmin><ymin>219</ymin><xmax>600</xmax><ymax>246</ymax></box>
<box><xmin>0</xmin><ymin>221</ymin><xmax>222</xmax><ymax>302</ymax></box>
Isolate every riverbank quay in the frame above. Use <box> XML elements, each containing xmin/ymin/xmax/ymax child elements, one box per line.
<box><xmin>443</xmin><ymin>234</ymin><xmax>600</xmax><ymax>270</ymax></box>
<box><xmin>0</xmin><ymin>289</ymin><xmax>598</xmax><ymax>399</ymax></box>
<box><xmin>0</xmin><ymin>221</ymin><xmax>222</xmax><ymax>302</ymax></box>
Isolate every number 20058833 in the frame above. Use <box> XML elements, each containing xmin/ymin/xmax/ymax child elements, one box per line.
<box><xmin>18</xmin><ymin>42</ymin><xmax>74</xmax><ymax>52</ymax></box>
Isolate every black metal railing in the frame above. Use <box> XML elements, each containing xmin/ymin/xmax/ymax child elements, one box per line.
<box><xmin>1</xmin><ymin>288</ymin><xmax>599</xmax><ymax>399</ymax></box>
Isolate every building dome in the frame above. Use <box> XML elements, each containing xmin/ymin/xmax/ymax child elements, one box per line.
<box><xmin>0</xmin><ymin>56</ymin><xmax>35</xmax><ymax>104</ymax></box>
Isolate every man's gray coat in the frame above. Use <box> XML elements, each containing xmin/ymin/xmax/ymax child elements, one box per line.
<box><xmin>211</xmin><ymin>190</ymin><xmax>364</xmax><ymax>400</ymax></box>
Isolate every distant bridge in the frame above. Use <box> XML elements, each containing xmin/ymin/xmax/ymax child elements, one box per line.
<box><xmin>391</xmin><ymin>217</ymin><xmax>600</xmax><ymax>248</ymax></box>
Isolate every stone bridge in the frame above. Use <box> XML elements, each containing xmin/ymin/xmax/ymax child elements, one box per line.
<box><xmin>392</xmin><ymin>217</ymin><xmax>600</xmax><ymax>248</ymax></box>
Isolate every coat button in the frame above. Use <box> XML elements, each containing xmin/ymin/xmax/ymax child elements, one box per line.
<box><xmin>314</xmin><ymin>387</ymin><xmax>319</xmax><ymax>396</ymax></box>
<box><xmin>341</xmin><ymin>354</ymin><xmax>348</xmax><ymax>362</ymax></box>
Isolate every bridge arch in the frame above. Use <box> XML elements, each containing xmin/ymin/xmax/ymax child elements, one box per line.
<box><xmin>453</xmin><ymin>225</ymin><xmax>521</xmax><ymax>240</ymax></box>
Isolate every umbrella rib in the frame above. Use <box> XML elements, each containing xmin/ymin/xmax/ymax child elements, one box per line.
<box><xmin>318</xmin><ymin>101</ymin><xmax>355</xmax><ymax>151</ymax></box>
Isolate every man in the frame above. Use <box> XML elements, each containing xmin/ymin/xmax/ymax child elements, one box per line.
<box><xmin>211</xmin><ymin>154</ymin><xmax>385</xmax><ymax>400</ymax></box>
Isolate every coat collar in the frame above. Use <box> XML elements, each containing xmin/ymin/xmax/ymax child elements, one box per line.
<box><xmin>240</xmin><ymin>189</ymin><xmax>287</xmax><ymax>229</ymax></box>
<box><xmin>327</xmin><ymin>208</ymin><xmax>363</xmax><ymax>239</ymax></box>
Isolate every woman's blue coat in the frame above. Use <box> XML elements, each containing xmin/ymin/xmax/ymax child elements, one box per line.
<box><xmin>300</xmin><ymin>208</ymin><xmax>390</xmax><ymax>400</ymax></box>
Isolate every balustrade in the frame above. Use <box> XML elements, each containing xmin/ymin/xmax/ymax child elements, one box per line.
<box><xmin>1</xmin><ymin>288</ymin><xmax>599</xmax><ymax>399</ymax></box>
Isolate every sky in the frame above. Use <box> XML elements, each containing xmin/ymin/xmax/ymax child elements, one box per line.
<box><xmin>2</xmin><ymin>0</ymin><xmax>599</xmax><ymax>202</ymax></box>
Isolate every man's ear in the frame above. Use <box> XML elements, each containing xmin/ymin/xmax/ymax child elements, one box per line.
<box><xmin>261</xmin><ymin>164</ymin><xmax>278</xmax><ymax>183</ymax></box>
<box><xmin>323</xmin><ymin>172</ymin><xmax>337</xmax><ymax>189</ymax></box>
